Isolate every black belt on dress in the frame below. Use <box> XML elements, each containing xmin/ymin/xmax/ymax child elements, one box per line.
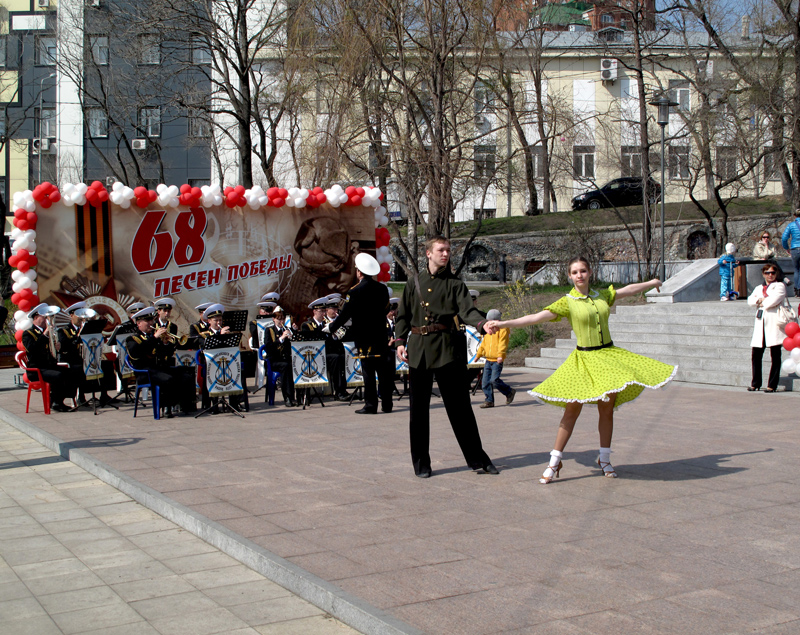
<box><xmin>411</xmin><ymin>323</ymin><xmax>451</xmax><ymax>335</ymax></box>
<box><xmin>576</xmin><ymin>341</ymin><xmax>613</xmax><ymax>351</ymax></box>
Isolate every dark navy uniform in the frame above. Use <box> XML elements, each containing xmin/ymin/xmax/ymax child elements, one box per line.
<box><xmin>327</xmin><ymin>277</ymin><xmax>395</xmax><ymax>413</ymax></box>
<box><xmin>127</xmin><ymin>329</ymin><xmax>196</xmax><ymax>412</ymax></box>
<box><xmin>264</xmin><ymin>323</ymin><xmax>296</xmax><ymax>405</ymax></box>
<box><xmin>302</xmin><ymin>317</ymin><xmax>347</xmax><ymax>397</ymax></box>
<box><xmin>23</xmin><ymin>326</ymin><xmax>79</xmax><ymax>407</ymax></box>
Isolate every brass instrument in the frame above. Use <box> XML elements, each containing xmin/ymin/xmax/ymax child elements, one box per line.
<box><xmin>41</xmin><ymin>305</ymin><xmax>62</xmax><ymax>359</ymax></box>
<box><xmin>162</xmin><ymin>332</ymin><xmax>189</xmax><ymax>346</ymax></box>
<box><xmin>74</xmin><ymin>307</ymin><xmax>98</xmax><ymax>334</ymax></box>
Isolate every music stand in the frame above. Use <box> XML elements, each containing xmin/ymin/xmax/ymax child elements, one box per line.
<box><xmin>291</xmin><ymin>332</ymin><xmax>327</xmax><ymax>409</ymax></box>
<box><xmin>196</xmin><ymin>332</ymin><xmax>245</xmax><ymax>418</ymax></box>
<box><xmin>74</xmin><ymin>319</ymin><xmax>119</xmax><ymax>415</ymax></box>
<box><xmin>110</xmin><ymin>322</ymin><xmax>137</xmax><ymax>403</ymax></box>
<box><xmin>223</xmin><ymin>310</ymin><xmax>249</xmax><ymax>333</ymax></box>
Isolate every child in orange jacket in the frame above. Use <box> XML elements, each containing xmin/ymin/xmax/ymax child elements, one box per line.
<box><xmin>476</xmin><ymin>309</ymin><xmax>516</xmax><ymax>408</ymax></box>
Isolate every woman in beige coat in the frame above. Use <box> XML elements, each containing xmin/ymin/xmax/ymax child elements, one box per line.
<box><xmin>747</xmin><ymin>263</ymin><xmax>787</xmax><ymax>392</ymax></box>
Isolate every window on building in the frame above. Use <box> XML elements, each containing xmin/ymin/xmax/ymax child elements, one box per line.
<box><xmin>35</xmin><ymin>36</ymin><xmax>57</xmax><ymax>66</ymax></box>
<box><xmin>188</xmin><ymin>109</ymin><xmax>210</xmax><ymax>138</ymax></box>
<box><xmin>669</xmin><ymin>80</ymin><xmax>690</xmax><ymax>112</ymax></box>
<box><xmin>369</xmin><ymin>144</ymin><xmax>391</xmax><ymax>181</ymax></box>
<box><xmin>573</xmin><ymin>145</ymin><xmax>595</xmax><ymax>179</ymax></box>
<box><xmin>0</xmin><ymin>35</ymin><xmax>6</xmax><ymax>68</ymax></box>
<box><xmin>192</xmin><ymin>35</ymin><xmax>211</xmax><ymax>64</ymax></box>
<box><xmin>621</xmin><ymin>146</ymin><xmax>642</xmax><ymax>177</ymax></box>
<box><xmin>601</xmin><ymin>13</ymin><xmax>614</xmax><ymax>24</ymax></box>
<box><xmin>140</xmin><ymin>107</ymin><xmax>161</xmax><ymax>137</ymax></box>
<box><xmin>763</xmin><ymin>149</ymin><xmax>783</xmax><ymax>183</ymax></box>
<box><xmin>36</xmin><ymin>107</ymin><xmax>56</xmax><ymax>138</ymax></box>
<box><xmin>716</xmin><ymin>146</ymin><xmax>737</xmax><ymax>180</ymax></box>
<box><xmin>475</xmin><ymin>84</ymin><xmax>494</xmax><ymax>115</ymax></box>
<box><xmin>86</xmin><ymin>108</ymin><xmax>108</xmax><ymax>138</ymax></box>
<box><xmin>89</xmin><ymin>35</ymin><xmax>109</xmax><ymax>66</ymax></box>
<box><xmin>531</xmin><ymin>145</ymin><xmax>544</xmax><ymax>178</ymax></box>
<box><xmin>669</xmin><ymin>145</ymin><xmax>690</xmax><ymax>179</ymax></box>
<box><xmin>473</xmin><ymin>208</ymin><xmax>496</xmax><ymax>220</ymax></box>
<box><xmin>474</xmin><ymin>145</ymin><xmax>496</xmax><ymax>181</ymax></box>
<box><xmin>189</xmin><ymin>179</ymin><xmax>210</xmax><ymax>187</ymax></box>
<box><xmin>138</xmin><ymin>35</ymin><xmax>160</xmax><ymax>65</ymax></box>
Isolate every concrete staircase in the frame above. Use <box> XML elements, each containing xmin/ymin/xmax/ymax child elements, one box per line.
<box><xmin>524</xmin><ymin>299</ymin><xmax>800</xmax><ymax>390</ymax></box>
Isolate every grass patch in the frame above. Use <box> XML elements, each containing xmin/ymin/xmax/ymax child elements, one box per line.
<box><xmin>398</xmin><ymin>195</ymin><xmax>791</xmax><ymax>240</ymax></box>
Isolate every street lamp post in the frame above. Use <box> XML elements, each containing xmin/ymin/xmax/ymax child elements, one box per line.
<box><xmin>649</xmin><ymin>94</ymin><xmax>678</xmax><ymax>282</ymax></box>
<box><xmin>38</xmin><ymin>72</ymin><xmax>56</xmax><ymax>185</ymax></box>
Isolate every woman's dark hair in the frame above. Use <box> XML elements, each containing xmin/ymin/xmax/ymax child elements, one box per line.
<box><xmin>567</xmin><ymin>256</ymin><xmax>592</xmax><ymax>273</ymax></box>
<box><xmin>762</xmin><ymin>262</ymin><xmax>783</xmax><ymax>277</ymax></box>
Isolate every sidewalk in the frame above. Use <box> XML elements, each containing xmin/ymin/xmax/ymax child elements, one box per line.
<box><xmin>2</xmin><ymin>367</ymin><xmax>800</xmax><ymax>634</ymax></box>
<box><xmin>0</xmin><ymin>418</ymin><xmax>359</xmax><ymax>635</ymax></box>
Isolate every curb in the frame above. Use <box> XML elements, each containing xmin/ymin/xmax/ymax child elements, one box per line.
<box><xmin>0</xmin><ymin>406</ymin><xmax>423</xmax><ymax>635</ymax></box>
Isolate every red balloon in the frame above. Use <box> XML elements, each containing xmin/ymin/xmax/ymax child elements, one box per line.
<box><xmin>18</xmin><ymin>300</ymin><xmax>31</xmax><ymax>312</ymax></box>
<box><xmin>16</xmin><ymin>220</ymin><xmax>29</xmax><ymax>231</ymax></box>
<box><xmin>278</xmin><ymin>188</ymin><xmax>288</xmax><ymax>198</ymax></box>
<box><xmin>379</xmin><ymin>262</ymin><xmax>390</xmax><ymax>273</ymax></box>
<box><xmin>267</xmin><ymin>187</ymin><xmax>278</xmax><ymax>197</ymax></box>
<box><xmin>28</xmin><ymin>255</ymin><xmax>38</xmax><ymax>267</ymax></box>
<box><xmin>793</xmin><ymin>333</ymin><xmax>800</xmax><ymax>348</ymax></box>
<box><xmin>11</xmin><ymin>293</ymin><xmax>20</xmax><ymax>304</ymax></box>
<box><xmin>350</xmin><ymin>195</ymin><xmax>362</xmax><ymax>206</ymax></box>
<box><xmin>134</xmin><ymin>186</ymin><xmax>148</xmax><ymax>197</ymax></box>
<box><xmin>16</xmin><ymin>249</ymin><xmax>29</xmax><ymax>259</ymax></box>
<box><xmin>91</xmin><ymin>180</ymin><xmax>104</xmax><ymax>190</ymax></box>
<box><xmin>356</xmin><ymin>187</ymin><xmax>365</xmax><ymax>197</ymax></box>
<box><xmin>14</xmin><ymin>208</ymin><xmax>26</xmax><ymax>219</ymax></box>
<box><xmin>180</xmin><ymin>184</ymin><xmax>192</xmax><ymax>194</ymax></box>
<box><xmin>786</xmin><ymin>322</ymin><xmax>800</xmax><ymax>338</ymax></box>
<box><xmin>273</xmin><ymin>198</ymin><xmax>285</xmax><ymax>208</ymax></box>
<box><xmin>39</xmin><ymin>198</ymin><xmax>52</xmax><ymax>209</ymax></box>
<box><xmin>312</xmin><ymin>186</ymin><xmax>324</xmax><ymax>194</ymax></box>
<box><xmin>18</xmin><ymin>261</ymin><xmax>30</xmax><ymax>273</ymax></box>
<box><xmin>26</xmin><ymin>212</ymin><xmax>37</xmax><ymax>223</ymax></box>
<box><xmin>50</xmin><ymin>191</ymin><xmax>61</xmax><ymax>203</ymax></box>
<box><xmin>345</xmin><ymin>186</ymin><xmax>356</xmax><ymax>196</ymax></box>
<box><xmin>8</xmin><ymin>255</ymin><xmax>18</xmax><ymax>268</ymax></box>
<box><xmin>234</xmin><ymin>185</ymin><xmax>245</xmax><ymax>194</ymax></box>
<box><xmin>19</xmin><ymin>289</ymin><xmax>33</xmax><ymax>300</ymax></box>
<box><xmin>783</xmin><ymin>337</ymin><xmax>795</xmax><ymax>351</ymax></box>
<box><xmin>17</xmin><ymin>341</ymin><xmax>25</xmax><ymax>351</ymax></box>
<box><xmin>14</xmin><ymin>330</ymin><xmax>23</xmax><ymax>342</ymax></box>
<box><xmin>191</xmin><ymin>187</ymin><xmax>202</xmax><ymax>198</ymax></box>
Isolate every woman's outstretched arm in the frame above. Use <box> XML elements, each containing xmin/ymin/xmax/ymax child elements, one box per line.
<box><xmin>615</xmin><ymin>279</ymin><xmax>662</xmax><ymax>299</ymax></box>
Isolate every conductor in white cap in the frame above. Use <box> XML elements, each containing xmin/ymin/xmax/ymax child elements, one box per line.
<box><xmin>324</xmin><ymin>253</ymin><xmax>395</xmax><ymax>414</ymax></box>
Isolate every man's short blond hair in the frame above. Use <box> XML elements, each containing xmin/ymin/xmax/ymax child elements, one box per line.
<box><xmin>425</xmin><ymin>235</ymin><xmax>450</xmax><ymax>252</ymax></box>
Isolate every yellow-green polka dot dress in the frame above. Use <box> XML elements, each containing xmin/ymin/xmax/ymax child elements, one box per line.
<box><xmin>530</xmin><ymin>286</ymin><xmax>677</xmax><ymax>409</ymax></box>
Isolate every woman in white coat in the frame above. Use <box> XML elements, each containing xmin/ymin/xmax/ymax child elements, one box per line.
<box><xmin>747</xmin><ymin>263</ymin><xmax>786</xmax><ymax>392</ymax></box>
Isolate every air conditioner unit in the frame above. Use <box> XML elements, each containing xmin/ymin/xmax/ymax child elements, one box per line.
<box><xmin>600</xmin><ymin>58</ymin><xmax>618</xmax><ymax>82</ymax></box>
<box><xmin>32</xmin><ymin>138</ymin><xmax>50</xmax><ymax>154</ymax></box>
<box><xmin>132</xmin><ymin>139</ymin><xmax>147</xmax><ymax>151</ymax></box>
<box><xmin>37</xmin><ymin>0</ymin><xmax>50</xmax><ymax>7</ymax></box>
<box><xmin>105</xmin><ymin>176</ymin><xmax>116</xmax><ymax>187</ymax></box>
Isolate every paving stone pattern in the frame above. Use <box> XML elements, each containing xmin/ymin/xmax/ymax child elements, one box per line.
<box><xmin>2</xmin><ymin>368</ymin><xmax>800</xmax><ymax>634</ymax></box>
<box><xmin>0</xmin><ymin>421</ymin><xmax>359</xmax><ymax>635</ymax></box>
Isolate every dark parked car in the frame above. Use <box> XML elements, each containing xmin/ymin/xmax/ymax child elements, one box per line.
<box><xmin>571</xmin><ymin>177</ymin><xmax>661</xmax><ymax>210</ymax></box>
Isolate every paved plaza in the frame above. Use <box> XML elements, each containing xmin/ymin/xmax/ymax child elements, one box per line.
<box><xmin>1</xmin><ymin>367</ymin><xmax>799</xmax><ymax>634</ymax></box>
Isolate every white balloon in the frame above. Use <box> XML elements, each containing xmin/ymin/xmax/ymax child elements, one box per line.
<box><xmin>14</xmin><ymin>310</ymin><xmax>25</xmax><ymax>321</ymax></box>
<box><xmin>16</xmin><ymin>318</ymin><xmax>33</xmax><ymax>332</ymax></box>
<box><xmin>10</xmin><ymin>228</ymin><xmax>22</xmax><ymax>240</ymax></box>
<box><xmin>18</xmin><ymin>277</ymin><xmax>31</xmax><ymax>289</ymax></box>
<box><xmin>782</xmin><ymin>358</ymin><xmax>797</xmax><ymax>374</ymax></box>
<box><xmin>380</xmin><ymin>215</ymin><xmax>389</xmax><ymax>226</ymax></box>
<box><xmin>11</xmin><ymin>270</ymin><xmax>22</xmax><ymax>282</ymax></box>
<box><xmin>28</xmin><ymin>281</ymin><xmax>38</xmax><ymax>293</ymax></box>
<box><xmin>12</xmin><ymin>282</ymin><xmax>21</xmax><ymax>293</ymax></box>
<box><xmin>14</xmin><ymin>237</ymin><xmax>30</xmax><ymax>251</ymax></box>
<box><xmin>25</xmin><ymin>200</ymin><xmax>36</xmax><ymax>212</ymax></box>
<box><xmin>27</xmin><ymin>242</ymin><xmax>36</xmax><ymax>253</ymax></box>
<box><xmin>294</xmin><ymin>197</ymin><xmax>306</xmax><ymax>208</ymax></box>
<box><xmin>26</xmin><ymin>269</ymin><xmax>37</xmax><ymax>281</ymax></box>
<box><xmin>299</xmin><ymin>188</ymin><xmax>309</xmax><ymax>198</ymax></box>
<box><xmin>792</xmin><ymin>348</ymin><xmax>800</xmax><ymax>363</ymax></box>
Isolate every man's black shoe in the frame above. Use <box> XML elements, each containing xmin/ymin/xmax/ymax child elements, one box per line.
<box><xmin>335</xmin><ymin>393</ymin><xmax>350</xmax><ymax>402</ymax></box>
<box><xmin>51</xmin><ymin>403</ymin><xmax>70</xmax><ymax>413</ymax></box>
<box><xmin>284</xmin><ymin>398</ymin><xmax>296</xmax><ymax>408</ymax></box>
<box><xmin>416</xmin><ymin>468</ymin><xmax>432</xmax><ymax>478</ymax></box>
<box><xmin>355</xmin><ymin>407</ymin><xmax>377</xmax><ymax>414</ymax></box>
<box><xmin>382</xmin><ymin>405</ymin><xmax>393</xmax><ymax>413</ymax></box>
<box><xmin>482</xmin><ymin>462</ymin><xmax>500</xmax><ymax>475</ymax></box>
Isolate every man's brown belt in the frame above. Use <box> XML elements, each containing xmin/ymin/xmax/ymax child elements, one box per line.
<box><xmin>410</xmin><ymin>324</ymin><xmax>451</xmax><ymax>335</ymax></box>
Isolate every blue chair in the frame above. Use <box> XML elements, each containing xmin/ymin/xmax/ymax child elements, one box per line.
<box><xmin>258</xmin><ymin>345</ymin><xmax>282</xmax><ymax>405</ymax></box>
<box><xmin>127</xmin><ymin>358</ymin><xmax>161</xmax><ymax>420</ymax></box>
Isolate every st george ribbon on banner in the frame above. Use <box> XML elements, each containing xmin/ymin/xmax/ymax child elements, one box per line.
<box><xmin>202</xmin><ymin>346</ymin><xmax>244</xmax><ymax>396</ymax></box>
<box><xmin>465</xmin><ymin>325</ymin><xmax>485</xmax><ymax>368</ymax></box>
<box><xmin>115</xmin><ymin>333</ymin><xmax>135</xmax><ymax>379</ymax></box>
<box><xmin>290</xmin><ymin>340</ymin><xmax>328</xmax><ymax>388</ymax></box>
<box><xmin>343</xmin><ymin>341</ymin><xmax>364</xmax><ymax>387</ymax></box>
<box><xmin>80</xmin><ymin>332</ymin><xmax>105</xmax><ymax>381</ymax></box>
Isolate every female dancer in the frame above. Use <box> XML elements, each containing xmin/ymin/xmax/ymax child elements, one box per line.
<box><xmin>485</xmin><ymin>257</ymin><xmax>677</xmax><ymax>483</ymax></box>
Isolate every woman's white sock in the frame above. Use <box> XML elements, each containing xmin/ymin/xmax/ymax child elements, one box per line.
<box><xmin>542</xmin><ymin>449</ymin><xmax>563</xmax><ymax>478</ymax></box>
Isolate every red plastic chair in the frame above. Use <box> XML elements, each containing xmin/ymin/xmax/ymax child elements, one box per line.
<box><xmin>16</xmin><ymin>351</ymin><xmax>51</xmax><ymax>414</ymax></box>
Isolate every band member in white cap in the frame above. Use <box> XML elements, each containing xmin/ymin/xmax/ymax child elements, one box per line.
<box><xmin>59</xmin><ymin>301</ymin><xmax>113</xmax><ymax>405</ymax></box>
<box><xmin>188</xmin><ymin>302</ymin><xmax>213</xmax><ymax>349</ymax></box>
<box><xmin>249</xmin><ymin>301</ymin><xmax>276</xmax><ymax>351</ymax></box>
<box><xmin>202</xmin><ymin>304</ymin><xmax>230</xmax><ymax>337</ymax></box>
<box><xmin>154</xmin><ymin>298</ymin><xmax>178</xmax><ymax>336</ymax></box>
<box><xmin>263</xmin><ymin>305</ymin><xmax>297</xmax><ymax>407</ymax></box>
<box><xmin>303</xmin><ymin>297</ymin><xmax>348</xmax><ymax>400</ymax></box>
<box><xmin>325</xmin><ymin>253</ymin><xmax>395</xmax><ymax>414</ymax></box>
<box><xmin>127</xmin><ymin>307</ymin><xmax>196</xmax><ymax>416</ymax></box>
<box><xmin>22</xmin><ymin>303</ymin><xmax>79</xmax><ymax>412</ymax></box>
<box><xmin>261</xmin><ymin>292</ymin><xmax>281</xmax><ymax>303</ymax></box>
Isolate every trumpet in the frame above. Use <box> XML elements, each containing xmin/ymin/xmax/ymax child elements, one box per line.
<box><xmin>41</xmin><ymin>305</ymin><xmax>61</xmax><ymax>358</ymax></box>
<box><xmin>74</xmin><ymin>307</ymin><xmax>99</xmax><ymax>334</ymax></box>
<box><xmin>162</xmin><ymin>332</ymin><xmax>189</xmax><ymax>346</ymax></box>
